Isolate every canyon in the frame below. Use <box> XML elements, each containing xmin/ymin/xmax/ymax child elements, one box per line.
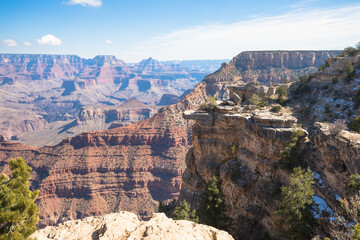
<box><xmin>0</xmin><ymin>50</ymin><xmax>343</xmax><ymax>230</ymax></box>
<box><xmin>0</xmin><ymin>54</ymin><xmax>212</xmax><ymax>144</ymax></box>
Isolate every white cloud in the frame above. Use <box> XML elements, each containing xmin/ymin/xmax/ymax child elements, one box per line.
<box><xmin>105</xmin><ymin>40</ymin><xmax>112</xmax><ymax>44</ymax></box>
<box><xmin>68</xmin><ymin>0</ymin><xmax>102</xmax><ymax>7</ymax></box>
<box><xmin>23</xmin><ymin>42</ymin><xmax>32</xmax><ymax>46</ymax></box>
<box><xmin>2</xmin><ymin>39</ymin><xmax>18</xmax><ymax>47</ymax></box>
<box><xmin>37</xmin><ymin>34</ymin><xmax>62</xmax><ymax>46</ymax></box>
<box><xmin>121</xmin><ymin>4</ymin><xmax>360</xmax><ymax>61</ymax></box>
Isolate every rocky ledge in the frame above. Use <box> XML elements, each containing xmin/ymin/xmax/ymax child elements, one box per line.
<box><xmin>31</xmin><ymin>211</ymin><xmax>234</xmax><ymax>240</ymax></box>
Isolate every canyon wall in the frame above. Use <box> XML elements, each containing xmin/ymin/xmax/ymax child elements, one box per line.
<box><xmin>0</xmin><ymin>54</ymin><xmax>207</xmax><ymax>143</ymax></box>
<box><xmin>180</xmin><ymin>53</ymin><xmax>360</xmax><ymax>239</ymax></box>
<box><xmin>0</xmin><ymin>51</ymin><xmax>343</xmax><ymax>229</ymax></box>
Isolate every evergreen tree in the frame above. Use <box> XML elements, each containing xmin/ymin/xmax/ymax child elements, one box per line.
<box><xmin>172</xmin><ymin>200</ymin><xmax>199</xmax><ymax>223</ymax></box>
<box><xmin>277</xmin><ymin>167</ymin><xmax>315</xmax><ymax>239</ymax></box>
<box><xmin>199</xmin><ymin>177</ymin><xmax>231</xmax><ymax>230</ymax></box>
<box><xmin>0</xmin><ymin>157</ymin><xmax>39</xmax><ymax>240</ymax></box>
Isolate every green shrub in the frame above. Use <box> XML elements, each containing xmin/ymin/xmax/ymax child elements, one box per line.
<box><xmin>353</xmin><ymin>224</ymin><xmax>360</xmax><ymax>240</ymax></box>
<box><xmin>349</xmin><ymin>116</ymin><xmax>360</xmax><ymax>133</ymax></box>
<box><xmin>342</xmin><ymin>47</ymin><xmax>359</xmax><ymax>57</ymax></box>
<box><xmin>318</xmin><ymin>60</ymin><xmax>330</xmax><ymax>71</ymax></box>
<box><xmin>278</xmin><ymin>129</ymin><xmax>305</xmax><ymax>171</ymax></box>
<box><xmin>344</xmin><ymin>62</ymin><xmax>355</xmax><ymax>82</ymax></box>
<box><xmin>158</xmin><ymin>201</ymin><xmax>169</xmax><ymax>213</ymax></box>
<box><xmin>200</xmin><ymin>97</ymin><xmax>217</xmax><ymax>111</ymax></box>
<box><xmin>270</xmin><ymin>105</ymin><xmax>282</xmax><ymax>113</ymax></box>
<box><xmin>249</xmin><ymin>94</ymin><xmax>267</xmax><ymax>108</ymax></box>
<box><xmin>173</xmin><ymin>200</ymin><xmax>199</xmax><ymax>223</ymax></box>
<box><xmin>199</xmin><ymin>177</ymin><xmax>231</xmax><ymax>231</ymax></box>
<box><xmin>354</xmin><ymin>86</ymin><xmax>360</xmax><ymax>109</ymax></box>
<box><xmin>300</xmin><ymin>105</ymin><xmax>311</xmax><ymax>116</ymax></box>
<box><xmin>324</xmin><ymin>104</ymin><xmax>331</xmax><ymax>114</ymax></box>
<box><xmin>296</xmin><ymin>79</ymin><xmax>311</xmax><ymax>94</ymax></box>
<box><xmin>283</xmin><ymin>78</ymin><xmax>290</xmax><ymax>84</ymax></box>
<box><xmin>277</xmin><ymin>86</ymin><xmax>287</xmax><ymax>105</ymax></box>
<box><xmin>277</xmin><ymin>167</ymin><xmax>315</xmax><ymax>240</ymax></box>
<box><xmin>349</xmin><ymin>174</ymin><xmax>360</xmax><ymax>191</ymax></box>
<box><xmin>332</xmin><ymin>77</ymin><xmax>338</xmax><ymax>84</ymax></box>
<box><xmin>230</xmin><ymin>143</ymin><xmax>236</xmax><ymax>158</ymax></box>
<box><xmin>0</xmin><ymin>158</ymin><xmax>40</xmax><ymax>240</ymax></box>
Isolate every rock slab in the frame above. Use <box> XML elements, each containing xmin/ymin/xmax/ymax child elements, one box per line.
<box><xmin>31</xmin><ymin>211</ymin><xmax>234</xmax><ymax>240</ymax></box>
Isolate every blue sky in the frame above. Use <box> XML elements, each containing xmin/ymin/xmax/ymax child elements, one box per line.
<box><xmin>0</xmin><ymin>0</ymin><xmax>360</xmax><ymax>62</ymax></box>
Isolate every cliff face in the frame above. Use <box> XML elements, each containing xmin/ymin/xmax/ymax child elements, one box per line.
<box><xmin>78</xmin><ymin>99</ymin><xmax>158</xmax><ymax>123</ymax></box>
<box><xmin>182</xmin><ymin>108</ymin><xmax>299</xmax><ymax>238</ymax></box>
<box><xmin>180</xmin><ymin>53</ymin><xmax>360</xmax><ymax>239</ymax></box>
<box><xmin>232</xmin><ymin>51</ymin><xmax>339</xmax><ymax>70</ymax></box>
<box><xmin>204</xmin><ymin>51</ymin><xmax>341</xmax><ymax>96</ymax></box>
<box><xmin>31</xmin><ymin>211</ymin><xmax>234</xmax><ymax>240</ymax></box>
<box><xmin>0</xmin><ymin>119</ymin><xmax>189</xmax><ymax>227</ymax></box>
<box><xmin>0</xmin><ymin>51</ymin><xmax>341</xmax><ymax>229</ymax></box>
<box><xmin>0</xmin><ymin>54</ymin><xmax>84</xmax><ymax>81</ymax></box>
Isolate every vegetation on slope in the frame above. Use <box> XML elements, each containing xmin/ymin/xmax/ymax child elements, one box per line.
<box><xmin>0</xmin><ymin>158</ymin><xmax>39</xmax><ymax>240</ymax></box>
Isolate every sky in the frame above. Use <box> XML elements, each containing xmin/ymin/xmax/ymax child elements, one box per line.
<box><xmin>0</xmin><ymin>0</ymin><xmax>359</xmax><ymax>62</ymax></box>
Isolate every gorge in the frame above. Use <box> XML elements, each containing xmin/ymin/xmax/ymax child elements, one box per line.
<box><xmin>0</xmin><ymin>50</ymin><xmax>344</xmax><ymax>232</ymax></box>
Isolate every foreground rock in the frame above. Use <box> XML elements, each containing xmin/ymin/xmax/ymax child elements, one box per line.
<box><xmin>31</xmin><ymin>211</ymin><xmax>234</xmax><ymax>240</ymax></box>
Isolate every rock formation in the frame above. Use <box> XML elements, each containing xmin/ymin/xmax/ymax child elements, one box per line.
<box><xmin>0</xmin><ymin>54</ymin><xmax>207</xmax><ymax>143</ymax></box>
<box><xmin>180</xmin><ymin>52</ymin><xmax>360</xmax><ymax>239</ymax></box>
<box><xmin>0</xmin><ymin>50</ymin><xmax>343</xmax><ymax>229</ymax></box>
<box><xmin>31</xmin><ymin>211</ymin><xmax>234</xmax><ymax>240</ymax></box>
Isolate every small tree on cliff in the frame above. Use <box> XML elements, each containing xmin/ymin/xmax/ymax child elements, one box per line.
<box><xmin>199</xmin><ymin>177</ymin><xmax>231</xmax><ymax>230</ymax></box>
<box><xmin>0</xmin><ymin>157</ymin><xmax>39</xmax><ymax>240</ymax></box>
<box><xmin>172</xmin><ymin>200</ymin><xmax>199</xmax><ymax>223</ymax></box>
<box><xmin>277</xmin><ymin>167</ymin><xmax>315</xmax><ymax>239</ymax></box>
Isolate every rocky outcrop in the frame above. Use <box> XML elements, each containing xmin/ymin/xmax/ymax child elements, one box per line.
<box><xmin>0</xmin><ymin>54</ymin><xmax>84</xmax><ymax>81</ymax></box>
<box><xmin>157</xmin><ymin>94</ymin><xmax>181</xmax><ymax>106</ymax></box>
<box><xmin>31</xmin><ymin>211</ymin><xmax>234</xmax><ymax>240</ymax></box>
<box><xmin>208</xmin><ymin>51</ymin><xmax>342</xmax><ymax>88</ymax></box>
<box><xmin>0</xmin><ymin>111</ymin><xmax>47</xmax><ymax>140</ymax></box>
<box><xmin>182</xmin><ymin>107</ymin><xmax>299</xmax><ymax>238</ymax></box>
<box><xmin>180</xmin><ymin>52</ymin><xmax>360</xmax><ymax>239</ymax></box>
<box><xmin>233</xmin><ymin>51</ymin><xmax>340</xmax><ymax>70</ymax></box>
<box><xmin>78</xmin><ymin>99</ymin><xmax>158</xmax><ymax>123</ymax></box>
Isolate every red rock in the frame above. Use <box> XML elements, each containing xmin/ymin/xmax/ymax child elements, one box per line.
<box><xmin>0</xmin><ymin>50</ymin><xmax>341</xmax><ymax>228</ymax></box>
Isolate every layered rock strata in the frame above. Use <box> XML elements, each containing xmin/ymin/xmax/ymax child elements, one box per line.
<box><xmin>180</xmin><ymin>53</ymin><xmax>360</xmax><ymax>239</ymax></box>
<box><xmin>0</xmin><ymin>51</ymin><xmax>342</xmax><ymax>229</ymax></box>
<box><xmin>182</xmin><ymin>106</ymin><xmax>299</xmax><ymax>238</ymax></box>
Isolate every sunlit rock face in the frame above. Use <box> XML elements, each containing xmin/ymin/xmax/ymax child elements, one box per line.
<box><xmin>0</xmin><ymin>51</ymin><xmax>342</xmax><ymax>229</ymax></box>
<box><xmin>180</xmin><ymin>53</ymin><xmax>360</xmax><ymax>239</ymax></box>
<box><xmin>31</xmin><ymin>211</ymin><xmax>234</xmax><ymax>240</ymax></box>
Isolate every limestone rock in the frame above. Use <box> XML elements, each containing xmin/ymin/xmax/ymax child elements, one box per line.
<box><xmin>31</xmin><ymin>212</ymin><xmax>140</xmax><ymax>240</ymax></box>
<box><xmin>31</xmin><ymin>211</ymin><xmax>234</xmax><ymax>240</ymax></box>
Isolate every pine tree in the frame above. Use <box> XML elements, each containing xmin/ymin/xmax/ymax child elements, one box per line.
<box><xmin>0</xmin><ymin>157</ymin><xmax>39</xmax><ymax>240</ymax></box>
<box><xmin>199</xmin><ymin>177</ymin><xmax>231</xmax><ymax>230</ymax></box>
<box><xmin>172</xmin><ymin>200</ymin><xmax>199</xmax><ymax>223</ymax></box>
<box><xmin>277</xmin><ymin>167</ymin><xmax>315</xmax><ymax>239</ymax></box>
